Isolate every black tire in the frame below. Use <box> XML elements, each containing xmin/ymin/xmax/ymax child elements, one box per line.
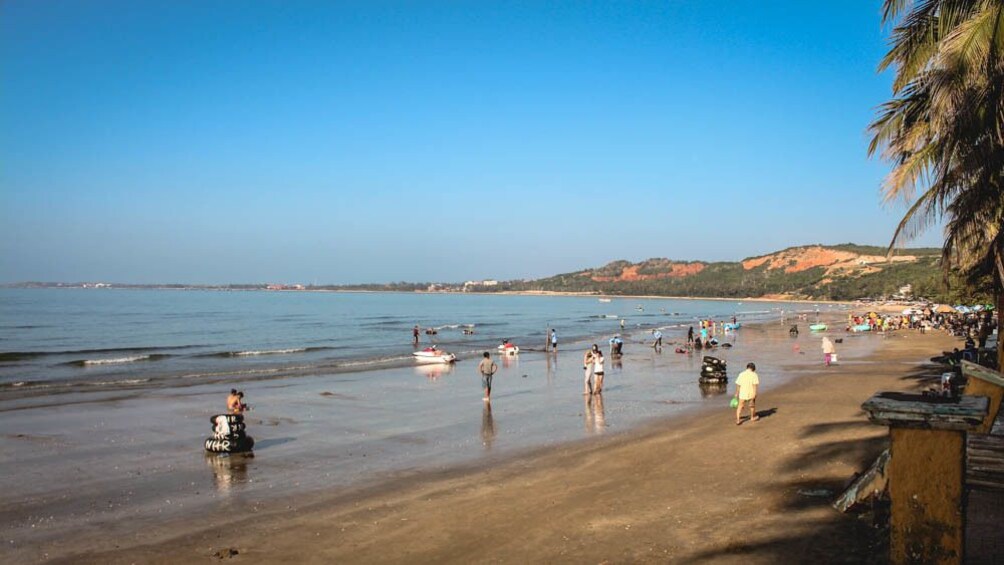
<box><xmin>698</xmin><ymin>375</ymin><xmax>728</xmax><ymax>384</ymax></box>
<box><xmin>211</xmin><ymin>413</ymin><xmax>244</xmax><ymax>425</ymax></box>
<box><xmin>212</xmin><ymin>430</ymin><xmax>247</xmax><ymax>441</ymax></box>
<box><xmin>703</xmin><ymin>356</ymin><xmax>724</xmax><ymax>366</ymax></box>
<box><xmin>211</xmin><ymin>422</ymin><xmax>246</xmax><ymax>433</ymax></box>
<box><xmin>204</xmin><ymin>436</ymin><xmax>255</xmax><ymax>453</ymax></box>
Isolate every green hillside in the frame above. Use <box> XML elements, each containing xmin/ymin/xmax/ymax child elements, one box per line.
<box><xmin>493</xmin><ymin>245</ymin><xmax>985</xmax><ymax>303</ymax></box>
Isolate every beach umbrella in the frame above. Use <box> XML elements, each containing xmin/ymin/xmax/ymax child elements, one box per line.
<box><xmin>935</xmin><ymin>304</ymin><xmax>956</xmax><ymax>313</ymax></box>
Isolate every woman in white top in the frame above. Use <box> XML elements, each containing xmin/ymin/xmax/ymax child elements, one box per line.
<box><xmin>592</xmin><ymin>350</ymin><xmax>605</xmax><ymax>394</ymax></box>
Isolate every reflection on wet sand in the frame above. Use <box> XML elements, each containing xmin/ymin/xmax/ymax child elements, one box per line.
<box><xmin>205</xmin><ymin>452</ymin><xmax>253</xmax><ymax>493</ymax></box>
<box><xmin>481</xmin><ymin>403</ymin><xmax>496</xmax><ymax>450</ymax></box>
<box><xmin>698</xmin><ymin>382</ymin><xmax>728</xmax><ymax>398</ymax></box>
<box><xmin>501</xmin><ymin>354</ymin><xmax>519</xmax><ymax>369</ymax></box>
<box><xmin>415</xmin><ymin>363</ymin><xmax>455</xmax><ymax>381</ymax></box>
<box><xmin>583</xmin><ymin>394</ymin><xmax>606</xmax><ymax>435</ymax></box>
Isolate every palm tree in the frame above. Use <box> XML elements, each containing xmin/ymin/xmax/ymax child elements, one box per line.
<box><xmin>869</xmin><ymin>0</ymin><xmax>1004</xmax><ymax>369</ymax></box>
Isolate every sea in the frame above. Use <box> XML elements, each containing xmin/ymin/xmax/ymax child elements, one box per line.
<box><xmin>0</xmin><ymin>288</ymin><xmax>840</xmax><ymax>393</ymax></box>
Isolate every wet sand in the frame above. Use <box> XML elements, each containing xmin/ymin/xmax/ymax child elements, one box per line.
<box><xmin>3</xmin><ymin>318</ymin><xmax>956</xmax><ymax>563</ymax></box>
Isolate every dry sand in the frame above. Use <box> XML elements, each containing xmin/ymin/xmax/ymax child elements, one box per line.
<box><xmin>53</xmin><ymin>329</ymin><xmax>957</xmax><ymax>564</ymax></box>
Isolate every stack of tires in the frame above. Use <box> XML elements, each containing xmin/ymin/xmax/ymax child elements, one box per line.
<box><xmin>699</xmin><ymin>356</ymin><xmax>728</xmax><ymax>384</ymax></box>
<box><xmin>205</xmin><ymin>413</ymin><xmax>254</xmax><ymax>453</ymax></box>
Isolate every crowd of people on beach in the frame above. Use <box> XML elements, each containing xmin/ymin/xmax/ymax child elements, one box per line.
<box><xmin>843</xmin><ymin>305</ymin><xmax>998</xmax><ymax>370</ymax></box>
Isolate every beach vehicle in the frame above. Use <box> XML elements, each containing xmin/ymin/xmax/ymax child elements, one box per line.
<box><xmin>498</xmin><ymin>341</ymin><xmax>520</xmax><ymax>355</ymax></box>
<box><xmin>699</xmin><ymin>356</ymin><xmax>728</xmax><ymax>383</ymax></box>
<box><xmin>205</xmin><ymin>413</ymin><xmax>254</xmax><ymax>453</ymax></box>
<box><xmin>412</xmin><ymin>348</ymin><xmax>457</xmax><ymax>364</ymax></box>
<box><xmin>809</xmin><ymin>323</ymin><xmax>828</xmax><ymax>332</ymax></box>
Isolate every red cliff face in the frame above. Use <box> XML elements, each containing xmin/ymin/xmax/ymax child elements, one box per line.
<box><xmin>591</xmin><ymin>261</ymin><xmax>706</xmax><ymax>282</ymax></box>
<box><xmin>742</xmin><ymin>246</ymin><xmax>917</xmax><ymax>274</ymax></box>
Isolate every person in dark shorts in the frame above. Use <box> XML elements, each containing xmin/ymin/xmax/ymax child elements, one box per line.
<box><xmin>413</xmin><ymin>325</ymin><xmax>420</xmax><ymax>345</ymax></box>
<box><xmin>550</xmin><ymin>329</ymin><xmax>558</xmax><ymax>353</ymax></box>
<box><xmin>478</xmin><ymin>351</ymin><xmax>498</xmax><ymax>402</ymax></box>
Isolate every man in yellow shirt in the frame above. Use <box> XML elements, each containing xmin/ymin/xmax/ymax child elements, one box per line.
<box><xmin>734</xmin><ymin>362</ymin><xmax>760</xmax><ymax>425</ymax></box>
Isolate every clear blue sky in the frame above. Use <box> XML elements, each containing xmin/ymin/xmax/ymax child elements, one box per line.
<box><xmin>0</xmin><ymin>1</ymin><xmax>943</xmax><ymax>284</ymax></box>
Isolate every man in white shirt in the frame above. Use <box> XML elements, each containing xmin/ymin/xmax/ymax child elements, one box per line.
<box><xmin>734</xmin><ymin>362</ymin><xmax>760</xmax><ymax>425</ymax></box>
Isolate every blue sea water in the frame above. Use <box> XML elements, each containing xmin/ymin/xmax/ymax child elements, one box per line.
<box><xmin>0</xmin><ymin>288</ymin><xmax>833</xmax><ymax>391</ymax></box>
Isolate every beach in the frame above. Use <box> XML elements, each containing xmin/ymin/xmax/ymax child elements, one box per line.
<box><xmin>1</xmin><ymin>309</ymin><xmax>959</xmax><ymax>564</ymax></box>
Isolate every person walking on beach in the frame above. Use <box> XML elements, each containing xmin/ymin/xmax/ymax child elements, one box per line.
<box><xmin>734</xmin><ymin>362</ymin><xmax>759</xmax><ymax>425</ymax></box>
<box><xmin>592</xmin><ymin>349</ymin><xmax>606</xmax><ymax>394</ymax></box>
<box><xmin>821</xmin><ymin>337</ymin><xmax>835</xmax><ymax>366</ymax></box>
<box><xmin>413</xmin><ymin>325</ymin><xmax>420</xmax><ymax>345</ymax></box>
<box><xmin>550</xmin><ymin>329</ymin><xmax>558</xmax><ymax>353</ymax></box>
<box><xmin>583</xmin><ymin>345</ymin><xmax>596</xmax><ymax>395</ymax></box>
<box><xmin>478</xmin><ymin>351</ymin><xmax>498</xmax><ymax>402</ymax></box>
<box><xmin>651</xmin><ymin>329</ymin><xmax>663</xmax><ymax>349</ymax></box>
<box><xmin>687</xmin><ymin>326</ymin><xmax>694</xmax><ymax>345</ymax></box>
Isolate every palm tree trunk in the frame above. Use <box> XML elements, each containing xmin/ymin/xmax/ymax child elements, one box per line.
<box><xmin>998</xmin><ymin>292</ymin><xmax>1003</xmax><ymax>371</ymax></box>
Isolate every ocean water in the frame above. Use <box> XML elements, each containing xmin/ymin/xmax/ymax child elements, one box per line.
<box><xmin>0</xmin><ymin>288</ymin><xmax>838</xmax><ymax>392</ymax></box>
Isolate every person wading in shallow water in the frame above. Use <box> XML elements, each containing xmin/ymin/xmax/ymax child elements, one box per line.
<box><xmin>592</xmin><ymin>349</ymin><xmax>606</xmax><ymax>394</ymax></box>
<box><xmin>582</xmin><ymin>345</ymin><xmax>598</xmax><ymax>395</ymax></box>
<box><xmin>734</xmin><ymin>362</ymin><xmax>759</xmax><ymax>425</ymax></box>
<box><xmin>413</xmin><ymin>325</ymin><xmax>420</xmax><ymax>345</ymax></box>
<box><xmin>478</xmin><ymin>351</ymin><xmax>498</xmax><ymax>402</ymax></box>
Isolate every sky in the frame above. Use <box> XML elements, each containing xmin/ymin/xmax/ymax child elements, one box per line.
<box><xmin>0</xmin><ymin>1</ymin><xmax>945</xmax><ymax>285</ymax></box>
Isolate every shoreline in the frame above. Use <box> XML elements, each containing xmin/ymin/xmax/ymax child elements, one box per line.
<box><xmin>3</xmin><ymin>284</ymin><xmax>912</xmax><ymax>308</ymax></box>
<box><xmin>0</xmin><ymin>301</ymin><xmax>852</xmax><ymax>401</ymax></box>
<box><xmin>29</xmin><ymin>325</ymin><xmax>958</xmax><ymax>564</ymax></box>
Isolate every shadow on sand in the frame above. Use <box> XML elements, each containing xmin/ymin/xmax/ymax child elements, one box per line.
<box><xmin>677</xmin><ymin>362</ymin><xmax>950</xmax><ymax>563</ymax></box>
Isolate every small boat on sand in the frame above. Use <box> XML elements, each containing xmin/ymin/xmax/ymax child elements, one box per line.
<box><xmin>412</xmin><ymin>348</ymin><xmax>457</xmax><ymax>364</ymax></box>
<box><xmin>809</xmin><ymin>323</ymin><xmax>828</xmax><ymax>332</ymax></box>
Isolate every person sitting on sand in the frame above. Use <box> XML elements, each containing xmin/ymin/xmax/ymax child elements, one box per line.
<box><xmin>734</xmin><ymin>363</ymin><xmax>759</xmax><ymax>425</ymax></box>
<box><xmin>227</xmin><ymin>388</ymin><xmax>241</xmax><ymax>413</ymax></box>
